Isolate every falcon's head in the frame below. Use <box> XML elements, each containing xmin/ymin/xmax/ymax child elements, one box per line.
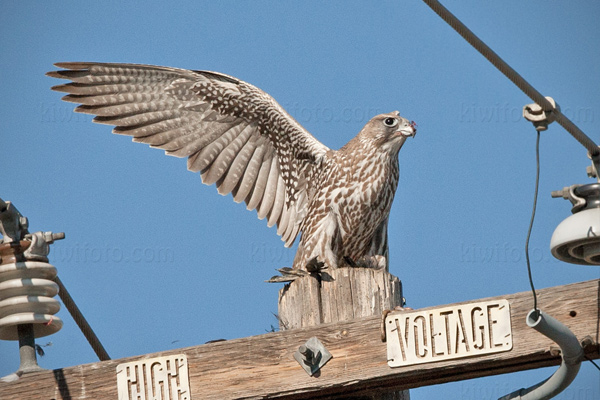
<box><xmin>361</xmin><ymin>111</ymin><xmax>416</xmax><ymax>153</ymax></box>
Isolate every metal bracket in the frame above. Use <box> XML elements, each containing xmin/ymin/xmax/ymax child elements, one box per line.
<box><xmin>552</xmin><ymin>183</ymin><xmax>600</xmax><ymax>215</ymax></box>
<box><xmin>523</xmin><ymin>96</ymin><xmax>559</xmax><ymax>131</ymax></box>
<box><xmin>294</xmin><ymin>336</ymin><xmax>332</xmax><ymax>376</ymax></box>
<box><xmin>0</xmin><ymin>198</ymin><xmax>29</xmax><ymax>244</ymax></box>
<box><xmin>589</xmin><ymin>151</ymin><xmax>600</xmax><ymax>183</ymax></box>
<box><xmin>22</xmin><ymin>231</ymin><xmax>65</xmax><ymax>261</ymax></box>
<box><xmin>0</xmin><ymin>198</ymin><xmax>64</xmax><ymax>257</ymax></box>
<box><xmin>551</xmin><ymin>185</ymin><xmax>585</xmax><ymax>213</ymax></box>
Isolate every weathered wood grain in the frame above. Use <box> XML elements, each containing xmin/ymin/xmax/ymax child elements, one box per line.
<box><xmin>278</xmin><ymin>268</ymin><xmax>403</xmax><ymax>329</ymax></box>
<box><xmin>1</xmin><ymin>279</ymin><xmax>598</xmax><ymax>400</ymax></box>
<box><xmin>278</xmin><ymin>268</ymin><xmax>408</xmax><ymax>400</ymax></box>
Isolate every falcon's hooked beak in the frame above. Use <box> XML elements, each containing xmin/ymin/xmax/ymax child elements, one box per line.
<box><xmin>396</xmin><ymin>120</ymin><xmax>417</xmax><ymax>138</ymax></box>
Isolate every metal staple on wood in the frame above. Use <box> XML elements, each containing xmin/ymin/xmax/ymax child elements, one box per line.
<box><xmin>422</xmin><ymin>0</ymin><xmax>599</xmax><ymax>157</ymax></box>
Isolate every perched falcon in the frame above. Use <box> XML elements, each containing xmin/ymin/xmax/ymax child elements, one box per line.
<box><xmin>48</xmin><ymin>63</ymin><xmax>416</xmax><ymax>272</ymax></box>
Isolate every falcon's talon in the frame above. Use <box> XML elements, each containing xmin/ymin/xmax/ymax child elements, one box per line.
<box><xmin>48</xmin><ymin>63</ymin><xmax>417</xmax><ymax>272</ymax></box>
<box><xmin>343</xmin><ymin>255</ymin><xmax>386</xmax><ymax>270</ymax></box>
<box><xmin>343</xmin><ymin>256</ymin><xmax>359</xmax><ymax>268</ymax></box>
<box><xmin>306</xmin><ymin>257</ymin><xmax>325</xmax><ymax>274</ymax></box>
<box><xmin>265</xmin><ymin>266</ymin><xmax>309</xmax><ymax>283</ymax></box>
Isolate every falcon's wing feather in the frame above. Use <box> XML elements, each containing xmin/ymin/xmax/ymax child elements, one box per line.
<box><xmin>48</xmin><ymin>62</ymin><xmax>329</xmax><ymax>246</ymax></box>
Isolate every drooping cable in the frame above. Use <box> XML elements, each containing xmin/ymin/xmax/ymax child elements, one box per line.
<box><xmin>421</xmin><ymin>0</ymin><xmax>600</xmax><ymax>380</ymax></box>
<box><xmin>525</xmin><ymin>131</ymin><xmax>541</xmax><ymax>313</ymax></box>
<box><xmin>421</xmin><ymin>0</ymin><xmax>599</xmax><ymax>157</ymax></box>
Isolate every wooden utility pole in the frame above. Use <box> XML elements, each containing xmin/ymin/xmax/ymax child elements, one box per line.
<box><xmin>278</xmin><ymin>266</ymin><xmax>409</xmax><ymax>399</ymax></box>
<box><xmin>2</xmin><ymin>280</ymin><xmax>598</xmax><ymax>399</ymax></box>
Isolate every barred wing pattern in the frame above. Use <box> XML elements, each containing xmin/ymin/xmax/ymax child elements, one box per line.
<box><xmin>48</xmin><ymin>63</ymin><xmax>329</xmax><ymax>247</ymax></box>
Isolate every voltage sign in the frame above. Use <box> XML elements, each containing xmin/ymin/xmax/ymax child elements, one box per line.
<box><xmin>385</xmin><ymin>300</ymin><xmax>512</xmax><ymax>367</ymax></box>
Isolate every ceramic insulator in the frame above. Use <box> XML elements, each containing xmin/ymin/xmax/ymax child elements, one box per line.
<box><xmin>0</xmin><ymin>261</ymin><xmax>63</xmax><ymax>340</ymax></box>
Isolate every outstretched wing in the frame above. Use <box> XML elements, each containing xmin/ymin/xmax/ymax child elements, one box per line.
<box><xmin>48</xmin><ymin>62</ymin><xmax>329</xmax><ymax>246</ymax></box>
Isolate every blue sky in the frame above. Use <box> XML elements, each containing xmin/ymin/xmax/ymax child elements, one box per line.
<box><xmin>1</xmin><ymin>1</ymin><xmax>598</xmax><ymax>399</ymax></box>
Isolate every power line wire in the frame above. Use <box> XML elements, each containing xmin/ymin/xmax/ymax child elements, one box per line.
<box><xmin>54</xmin><ymin>276</ymin><xmax>111</xmax><ymax>361</ymax></box>
<box><xmin>421</xmin><ymin>0</ymin><xmax>599</xmax><ymax>157</ymax></box>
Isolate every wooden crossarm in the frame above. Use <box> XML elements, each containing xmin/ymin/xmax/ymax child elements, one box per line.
<box><xmin>2</xmin><ymin>279</ymin><xmax>598</xmax><ymax>399</ymax></box>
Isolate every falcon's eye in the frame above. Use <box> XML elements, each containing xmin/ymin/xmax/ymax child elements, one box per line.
<box><xmin>383</xmin><ymin>117</ymin><xmax>398</xmax><ymax>127</ymax></box>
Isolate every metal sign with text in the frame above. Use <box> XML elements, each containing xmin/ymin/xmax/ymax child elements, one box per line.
<box><xmin>385</xmin><ymin>300</ymin><xmax>512</xmax><ymax>367</ymax></box>
<box><xmin>116</xmin><ymin>354</ymin><xmax>190</xmax><ymax>400</ymax></box>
